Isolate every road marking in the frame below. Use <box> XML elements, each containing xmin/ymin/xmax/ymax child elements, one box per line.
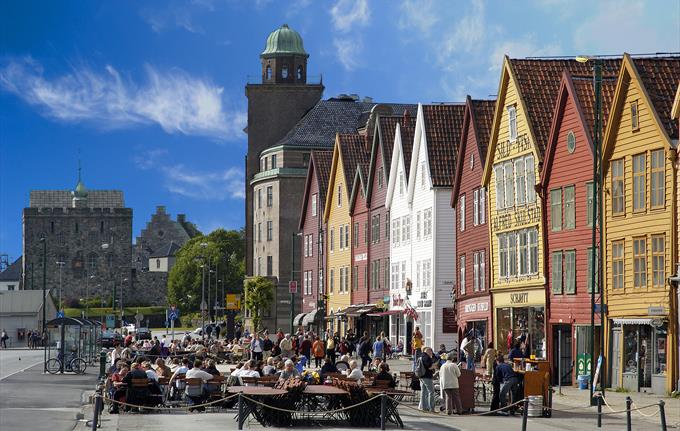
<box><xmin>0</xmin><ymin>360</ymin><xmax>42</xmax><ymax>382</ymax></box>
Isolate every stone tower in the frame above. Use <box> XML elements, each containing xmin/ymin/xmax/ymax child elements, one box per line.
<box><xmin>245</xmin><ymin>24</ymin><xmax>324</xmax><ymax>276</ymax></box>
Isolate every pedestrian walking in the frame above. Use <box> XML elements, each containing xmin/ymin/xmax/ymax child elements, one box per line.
<box><xmin>439</xmin><ymin>352</ymin><xmax>463</xmax><ymax>415</ymax></box>
<box><xmin>1</xmin><ymin>329</ymin><xmax>8</xmax><ymax>348</ymax></box>
<box><xmin>416</xmin><ymin>346</ymin><xmax>436</xmax><ymax>412</ymax></box>
<box><xmin>412</xmin><ymin>327</ymin><xmax>423</xmax><ymax>370</ymax></box>
<box><xmin>481</xmin><ymin>341</ymin><xmax>497</xmax><ymax>378</ymax></box>
<box><xmin>358</xmin><ymin>333</ymin><xmax>372</xmax><ymax>371</ymax></box>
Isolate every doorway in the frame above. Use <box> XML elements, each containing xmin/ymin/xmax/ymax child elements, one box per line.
<box><xmin>552</xmin><ymin>325</ymin><xmax>573</xmax><ymax>385</ymax></box>
<box><xmin>610</xmin><ymin>327</ymin><xmax>621</xmax><ymax>389</ymax></box>
<box><xmin>406</xmin><ymin>321</ymin><xmax>413</xmax><ymax>355</ymax></box>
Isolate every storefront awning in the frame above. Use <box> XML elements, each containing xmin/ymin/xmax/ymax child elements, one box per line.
<box><xmin>366</xmin><ymin>310</ymin><xmax>402</xmax><ymax>317</ymax></box>
<box><xmin>302</xmin><ymin>309</ymin><xmax>321</xmax><ymax>326</ymax></box>
<box><xmin>612</xmin><ymin>318</ymin><xmax>654</xmax><ymax>325</ymax></box>
<box><xmin>293</xmin><ymin>312</ymin><xmax>307</xmax><ymax>326</ymax></box>
<box><xmin>346</xmin><ymin>306</ymin><xmax>378</xmax><ymax>317</ymax></box>
<box><xmin>336</xmin><ymin>305</ymin><xmax>363</xmax><ymax>316</ymax></box>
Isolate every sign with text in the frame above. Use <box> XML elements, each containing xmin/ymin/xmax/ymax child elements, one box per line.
<box><xmin>443</xmin><ymin>307</ymin><xmax>457</xmax><ymax>333</ymax></box>
<box><xmin>289</xmin><ymin>281</ymin><xmax>298</xmax><ymax>294</ymax></box>
<box><xmin>492</xmin><ymin>205</ymin><xmax>541</xmax><ymax>231</ymax></box>
<box><xmin>226</xmin><ymin>294</ymin><xmax>241</xmax><ymax>310</ymax></box>
<box><xmin>463</xmin><ymin>301</ymin><xmax>490</xmax><ymax>313</ymax></box>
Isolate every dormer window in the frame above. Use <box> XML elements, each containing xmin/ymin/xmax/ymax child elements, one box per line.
<box><xmin>297</xmin><ymin>65</ymin><xmax>303</xmax><ymax>80</ymax></box>
<box><xmin>508</xmin><ymin>105</ymin><xmax>517</xmax><ymax>141</ymax></box>
<box><xmin>266</xmin><ymin>65</ymin><xmax>272</xmax><ymax>81</ymax></box>
<box><xmin>281</xmin><ymin>65</ymin><xmax>289</xmax><ymax>79</ymax></box>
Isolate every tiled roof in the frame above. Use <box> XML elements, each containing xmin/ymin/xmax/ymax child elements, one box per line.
<box><xmin>338</xmin><ymin>133</ymin><xmax>369</xmax><ymax>193</ymax></box>
<box><xmin>312</xmin><ymin>150</ymin><xmax>333</xmax><ymax>206</ymax></box>
<box><xmin>149</xmin><ymin>241</ymin><xmax>181</xmax><ymax>258</ymax></box>
<box><xmin>632</xmin><ymin>57</ymin><xmax>680</xmax><ymax>139</ymax></box>
<box><xmin>422</xmin><ymin>104</ymin><xmax>466</xmax><ymax>187</ymax></box>
<box><xmin>470</xmin><ymin>100</ymin><xmax>496</xmax><ymax>165</ymax></box>
<box><xmin>30</xmin><ymin>190</ymin><xmax>125</xmax><ymax>208</ymax></box>
<box><xmin>400</xmin><ymin>115</ymin><xmax>417</xmax><ymax>177</ymax></box>
<box><xmin>571</xmin><ymin>75</ymin><xmax>618</xmax><ymax>141</ymax></box>
<box><xmin>0</xmin><ymin>256</ymin><xmax>22</xmax><ymax>281</ymax></box>
<box><xmin>275</xmin><ymin>99</ymin><xmax>416</xmax><ymax>148</ymax></box>
<box><xmin>509</xmin><ymin>58</ymin><xmax>621</xmax><ymax>157</ymax></box>
<box><xmin>378</xmin><ymin>116</ymin><xmax>400</xmax><ymax>171</ymax></box>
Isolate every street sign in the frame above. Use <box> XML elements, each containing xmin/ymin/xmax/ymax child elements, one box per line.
<box><xmin>56</xmin><ymin>310</ymin><xmax>64</xmax><ymax>318</ymax></box>
<box><xmin>226</xmin><ymin>294</ymin><xmax>241</xmax><ymax>310</ymax></box>
<box><xmin>289</xmin><ymin>280</ymin><xmax>297</xmax><ymax>294</ymax></box>
<box><xmin>168</xmin><ymin>308</ymin><xmax>179</xmax><ymax>321</ymax></box>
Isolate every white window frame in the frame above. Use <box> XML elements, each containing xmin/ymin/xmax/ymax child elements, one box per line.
<box><xmin>311</xmin><ymin>193</ymin><xmax>317</xmax><ymax>217</ymax></box>
<box><xmin>460</xmin><ymin>255</ymin><xmax>466</xmax><ymax>295</ymax></box>
<box><xmin>508</xmin><ymin>105</ymin><xmax>517</xmax><ymax>141</ymax></box>
<box><xmin>473</xmin><ymin>189</ymin><xmax>479</xmax><ymax>226</ymax></box>
<box><xmin>460</xmin><ymin>194</ymin><xmax>466</xmax><ymax>231</ymax></box>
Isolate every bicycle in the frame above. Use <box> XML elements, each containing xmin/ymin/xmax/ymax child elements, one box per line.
<box><xmin>46</xmin><ymin>351</ymin><xmax>87</xmax><ymax>374</ymax></box>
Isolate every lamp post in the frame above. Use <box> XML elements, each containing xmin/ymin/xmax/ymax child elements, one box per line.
<box><xmin>200</xmin><ymin>242</ymin><xmax>208</xmax><ymax>338</ymax></box>
<box><xmin>119</xmin><ymin>276</ymin><xmax>128</xmax><ymax>323</ymax></box>
<box><xmin>577</xmin><ymin>55</ymin><xmax>604</xmax><ymax>404</ymax></box>
<box><xmin>40</xmin><ymin>236</ymin><xmax>47</xmax><ymax>373</ymax></box>
<box><xmin>55</xmin><ymin>260</ymin><xmax>65</xmax><ymax>311</ymax></box>
<box><xmin>291</xmin><ymin>232</ymin><xmax>302</xmax><ymax>334</ymax></box>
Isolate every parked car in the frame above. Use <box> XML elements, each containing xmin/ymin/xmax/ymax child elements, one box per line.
<box><xmin>136</xmin><ymin>328</ymin><xmax>152</xmax><ymax>340</ymax></box>
<box><xmin>99</xmin><ymin>331</ymin><xmax>123</xmax><ymax>348</ymax></box>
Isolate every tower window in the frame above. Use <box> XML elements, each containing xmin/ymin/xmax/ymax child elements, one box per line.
<box><xmin>266</xmin><ymin>65</ymin><xmax>272</xmax><ymax>81</ymax></box>
<box><xmin>156</xmin><ymin>259</ymin><xmax>161</xmax><ymax>269</ymax></box>
<box><xmin>297</xmin><ymin>65</ymin><xmax>303</xmax><ymax>80</ymax></box>
<box><xmin>282</xmin><ymin>65</ymin><xmax>289</xmax><ymax>79</ymax></box>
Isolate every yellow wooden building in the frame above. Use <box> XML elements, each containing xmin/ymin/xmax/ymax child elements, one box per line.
<box><xmin>602</xmin><ymin>54</ymin><xmax>679</xmax><ymax>394</ymax></box>
<box><xmin>482</xmin><ymin>57</ymin><xmax>551</xmax><ymax>358</ymax></box>
<box><xmin>324</xmin><ymin>133</ymin><xmax>366</xmax><ymax>335</ymax></box>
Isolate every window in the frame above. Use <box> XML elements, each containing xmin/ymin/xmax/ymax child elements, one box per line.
<box><xmin>612</xmin><ymin>240</ymin><xmax>624</xmax><ymax>289</ymax></box>
<box><xmin>311</xmin><ymin>194</ymin><xmax>318</xmax><ymax>217</ymax></box>
<box><xmin>319</xmin><ymin>231</ymin><xmax>324</xmax><ymax>256</ymax></box>
<box><xmin>266</xmin><ymin>65</ymin><xmax>272</xmax><ymax>80</ymax></box>
<box><xmin>586</xmin><ymin>182</ymin><xmax>596</xmax><ymax>227</ymax></box>
<box><xmin>364</xmin><ymin>222</ymin><xmax>368</xmax><ymax>245</ymax></box>
<box><xmin>424</xmin><ymin>208</ymin><xmax>432</xmax><ymax>237</ymax></box>
<box><xmin>402</xmin><ymin>216</ymin><xmax>410</xmax><ymax>243</ymax></box>
<box><xmin>383</xmin><ymin>258</ymin><xmax>389</xmax><ymax>290</ymax></box>
<box><xmin>75</xmin><ymin>222</ymin><xmax>79</xmax><ymax>233</ymax></box>
<box><xmin>265</xmin><ymin>221</ymin><xmax>273</xmax><ymax>241</ymax></box>
<box><xmin>515</xmin><ymin>158</ymin><xmax>526</xmax><ymax>205</ymax></box>
<box><xmin>345</xmin><ymin>224</ymin><xmax>349</xmax><ymax>250</ymax></box>
<box><xmin>353</xmin><ymin>223</ymin><xmax>359</xmax><ymax>247</ymax></box>
<box><xmin>630</xmin><ymin>101</ymin><xmax>639</xmax><ymax>130</ymax></box>
<box><xmin>504</xmin><ymin>162</ymin><xmax>514</xmax><ymax>207</ymax></box>
<box><xmin>297</xmin><ymin>65</ymin><xmax>303</xmax><ymax>80</ymax></box>
<box><xmin>633</xmin><ymin>237</ymin><xmax>647</xmax><ymax>288</ymax></box>
<box><xmin>266</xmin><ymin>186</ymin><xmax>273</xmax><ymax>207</ymax></box>
<box><xmin>587</xmin><ymin>247</ymin><xmax>600</xmax><ymax>293</ymax></box>
<box><xmin>480</xmin><ymin>187</ymin><xmax>486</xmax><ymax>223</ymax></box>
<box><xmin>551</xmin><ymin>189</ymin><xmax>562</xmax><ymax>231</ymax></box>
<box><xmin>565</xmin><ymin>250</ymin><xmax>576</xmax><ymax>294</ymax></box>
<box><xmin>378</xmin><ymin>167</ymin><xmax>384</xmax><ymax>189</ymax></box>
<box><xmin>271</xmin><ymin>154</ymin><xmax>277</xmax><ymax>169</ymax></box>
<box><xmin>107</xmin><ymin>254</ymin><xmax>114</xmax><ymax>268</ymax></box>
<box><xmin>330</xmin><ymin>228</ymin><xmax>334</xmax><ymax>252</ymax></box>
<box><xmin>391</xmin><ymin>263</ymin><xmax>398</xmax><ymax>290</ymax></box>
<box><xmin>508</xmin><ymin>105</ymin><xmax>517</xmax><ymax>141</ymax></box>
<box><xmin>633</xmin><ymin>153</ymin><xmax>646</xmax><ymax>211</ymax></box>
<box><xmin>552</xmin><ymin>251</ymin><xmax>563</xmax><ymax>294</ymax></box>
<box><xmin>392</xmin><ymin>219</ymin><xmax>400</xmax><ymax>245</ymax></box>
<box><xmin>399</xmin><ymin>172</ymin><xmax>404</xmax><ymax>196</ymax></box>
<box><xmin>421</xmin><ymin>162</ymin><xmax>426</xmax><ymax>189</ymax></box>
<box><xmin>529</xmin><ymin>229</ymin><xmax>538</xmax><ymax>274</ymax></box>
<box><xmin>371</xmin><ymin>215</ymin><xmax>380</xmax><ymax>243</ymax></box>
<box><xmin>266</xmin><ymin>256</ymin><xmax>273</xmax><ymax>276</ymax></box>
<box><xmin>495</xmin><ymin>166</ymin><xmax>505</xmax><ymax>210</ymax></box>
<box><xmin>416</xmin><ymin>211</ymin><xmax>421</xmax><ymax>240</ymax></box>
<box><xmin>257</xmin><ymin>223</ymin><xmax>262</xmax><ymax>242</ymax></box>
<box><xmin>339</xmin><ymin>267</ymin><xmax>344</xmax><ymax>293</ymax></box>
<box><xmin>416</xmin><ymin>261</ymin><xmax>421</xmax><ymax>288</ymax></box>
<box><xmin>307</xmin><ymin>234</ymin><xmax>314</xmax><ymax>257</ymax></box>
<box><xmin>156</xmin><ymin>258</ymin><xmax>161</xmax><ymax>269</ymax></box>
<box><xmin>460</xmin><ymin>194</ymin><xmax>466</xmax><ymax>231</ymax></box>
<box><xmin>525</xmin><ymin>155</ymin><xmax>536</xmax><ymax>203</ymax></box>
<box><xmin>567</xmin><ymin>131</ymin><xmax>576</xmax><ymax>153</ymax></box>
<box><xmin>473</xmin><ymin>252</ymin><xmax>479</xmax><ymax>292</ymax></box>
<box><xmin>508</xmin><ymin>232</ymin><xmax>517</xmax><ymax>277</ymax></box>
<box><xmin>281</xmin><ymin>64</ymin><xmax>288</xmax><ymax>79</ymax></box>
<box><xmin>337</xmin><ymin>185</ymin><xmax>342</xmax><ymax>207</ymax></box>
<box><xmin>87</xmin><ymin>253</ymin><xmax>97</xmax><ymax>272</ymax></box>
<box><xmin>470</xmin><ymin>153</ymin><xmax>474</xmax><ymax>170</ymax></box>
<box><xmin>564</xmin><ymin>185</ymin><xmax>575</xmax><ymax>229</ymax></box>
<box><xmin>423</xmin><ymin>260</ymin><xmax>431</xmax><ymax>287</ymax></box>
<box><xmin>652</xmin><ymin>235</ymin><xmax>665</xmax><ymax>287</ymax></box>
<box><xmin>319</xmin><ymin>270</ymin><xmax>324</xmax><ymax>294</ymax></box>
<box><xmin>519</xmin><ymin>230</ymin><xmax>528</xmax><ymax>275</ymax></box>
<box><xmin>339</xmin><ymin>225</ymin><xmax>344</xmax><ymax>249</ymax></box>
<box><xmin>330</xmin><ymin>269</ymin><xmax>334</xmax><ymax>292</ymax></box>
<box><xmin>264</xmin><ymin>157</ymin><xmax>268</xmax><ymax>171</ymax></box>
<box><xmin>651</xmin><ymin>150</ymin><xmax>664</xmax><ymax>208</ymax></box>
<box><xmin>499</xmin><ymin>234</ymin><xmax>508</xmax><ymax>278</ymax></box>
<box><xmin>257</xmin><ymin>189</ymin><xmax>262</xmax><ymax>209</ymax></box>
<box><xmin>257</xmin><ymin>257</ymin><xmax>261</xmax><ymax>276</ymax></box>
<box><xmin>480</xmin><ymin>250</ymin><xmax>486</xmax><ymax>291</ymax></box>
<box><xmin>473</xmin><ymin>189</ymin><xmax>479</xmax><ymax>226</ymax></box>
<box><xmin>459</xmin><ymin>255</ymin><xmax>466</xmax><ymax>295</ymax></box>
<box><xmin>611</xmin><ymin>159</ymin><xmax>625</xmax><ymax>215</ymax></box>
<box><xmin>304</xmin><ymin>234</ymin><xmax>309</xmax><ymax>257</ymax></box>
<box><xmin>353</xmin><ymin>266</ymin><xmax>358</xmax><ymax>291</ymax></box>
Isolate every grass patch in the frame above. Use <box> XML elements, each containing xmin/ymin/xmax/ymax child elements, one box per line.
<box><xmin>612</xmin><ymin>386</ymin><xmax>629</xmax><ymax>393</ymax></box>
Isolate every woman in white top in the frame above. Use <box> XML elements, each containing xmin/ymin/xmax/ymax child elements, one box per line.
<box><xmin>345</xmin><ymin>360</ymin><xmax>364</xmax><ymax>381</ymax></box>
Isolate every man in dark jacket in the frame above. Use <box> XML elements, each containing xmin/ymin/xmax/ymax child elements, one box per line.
<box><xmin>358</xmin><ymin>334</ymin><xmax>372</xmax><ymax>371</ymax></box>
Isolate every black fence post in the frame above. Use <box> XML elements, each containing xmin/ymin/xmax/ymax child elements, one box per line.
<box><xmin>238</xmin><ymin>392</ymin><xmax>244</xmax><ymax>430</ymax></box>
<box><xmin>380</xmin><ymin>392</ymin><xmax>386</xmax><ymax>430</ymax></box>
<box><xmin>596</xmin><ymin>394</ymin><xmax>602</xmax><ymax>428</ymax></box>
<box><xmin>659</xmin><ymin>400</ymin><xmax>666</xmax><ymax>431</ymax></box>
<box><xmin>625</xmin><ymin>396</ymin><xmax>632</xmax><ymax>431</ymax></box>
<box><xmin>91</xmin><ymin>394</ymin><xmax>101</xmax><ymax>431</ymax></box>
<box><xmin>522</xmin><ymin>398</ymin><xmax>529</xmax><ymax>431</ymax></box>
<box><xmin>99</xmin><ymin>350</ymin><xmax>107</xmax><ymax>380</ymax></box>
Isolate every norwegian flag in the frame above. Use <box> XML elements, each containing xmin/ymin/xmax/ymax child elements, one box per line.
<box><xmin>405</xmin><ymin>303</ymin><xmax>419</xmax><ymax>321</ymax></box>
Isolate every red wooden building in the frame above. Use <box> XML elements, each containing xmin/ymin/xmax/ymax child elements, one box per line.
<box><xmin>298</xmin><ymin>150</ymin><xmax>333</xmax><ymax>331</ymax></box>
<box><xmin>540</xmin><ymin>70</ymin><xmax>617</xmax><ymax>385</ymax></box>
<box><xmin>451</xmin><ymin>97</ymin><xmax>495</xmax><ymax>362</ymax></box>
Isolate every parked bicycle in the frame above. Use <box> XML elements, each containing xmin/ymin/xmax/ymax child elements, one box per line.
<box><xmin>46</xmin><ymin>350</ymin><xmax>87</xmax><ymax>374</ymax></box>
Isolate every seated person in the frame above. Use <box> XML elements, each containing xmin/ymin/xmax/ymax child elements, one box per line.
<box><xmin>261</xmin><ymin>357</ymin><xmax>277</xmax><ymax>376</ymax></box>
<box><xmin>201</xmin><ymin>359</ymin><xmax>220</xmax><ymax>376</ymax></box>
<box><xmin>185</xmin><ymin>359</ymin><xmax>216</xmax><ymax>409</ymax></box>
<box><xmin>320</xmin><ymin>359</ymin><xmax>338</xmax><ymax>377</ymax></box>
<box><xmin>345</xmin><ymin>360</ymin><xmax>364</xmax><ymax>381</ymax></box>
<box><xmin>278</xmin><ymin>360</ymin><xmax>300</xmax><ymax>380</ymax></box>
<box><xmin>109</xmin><ymin>365</ymin><xmax>129</xmax><ymax>414</ymax></box>
<box><xmin>154</xmin><ymin>358</ymin><xmax>172</xmax><ymax>379</ymax></box>
<box><xmin>373</xmin><ymin>362</ymin><xmax>396</xmax><ymax>388</ymax></box>
<box><xmin>235</xmin><ymin>360</ymin><xmax>260</xmax><ymax>384</ymax></box>
<box><xmin>370</xmin><ymin>357</ymin><xmax>383</xmax><ymax>372</ymax></box>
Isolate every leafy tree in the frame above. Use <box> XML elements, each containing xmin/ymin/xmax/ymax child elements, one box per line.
<box><xmin>167</xmin><ymin>228</ymin><xmax>245</xmax><ymax>314</ymax></box>
<box><xmin>244</xmin><ymin>276</ymin><xmax>274</xmax><ymax>333</ymax></box>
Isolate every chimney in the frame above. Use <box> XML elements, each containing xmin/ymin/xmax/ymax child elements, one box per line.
<box><xmin>177</xmin><ymin>214</ymin><xmax>186</xmax><ymax>224</ymax></box>
<box><xmin>156</xmin><ymin>206</ymin><xmax>166</xmax><ymax>214</ymax></box>
<box><xmin>402</xmin><ymin>109</ymin><xmax>411</xmax><ymax>128</ymax></box>
<box><xmin>349</xmin><ymin>93</ymin><xmax>359</xmax><ymax>101</ymax></box>
<box><xmin>363</xmin><ymin>96</ymin><xmax>373</xmax><ymax>103</ymax></box>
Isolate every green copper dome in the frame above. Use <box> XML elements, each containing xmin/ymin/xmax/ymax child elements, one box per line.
<box><xmin>261</xmin><ymin>24</ymin><xmax>308</xmax><ymax>57</ymax></box>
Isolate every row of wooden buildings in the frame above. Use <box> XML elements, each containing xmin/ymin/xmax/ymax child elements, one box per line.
<box><xmin>292</xmin><ymin>54</ymin><xmax>680</xmax><ymax>394</ymax></box>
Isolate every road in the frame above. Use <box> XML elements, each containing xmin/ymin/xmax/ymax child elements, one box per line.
<box><xmin>0</xmin><ymin>348</ymin><xmax>44</xmax><ymax>380</ymax></box>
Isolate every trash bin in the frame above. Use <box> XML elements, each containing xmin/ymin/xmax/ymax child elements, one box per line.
<box><xmin>577</xmin><ymin>375</ymin><xmax>589</xmax><ymax>390</ymax></box>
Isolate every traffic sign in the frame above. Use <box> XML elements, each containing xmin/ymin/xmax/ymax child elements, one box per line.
<box><xmin>56</xmin><ymin>310</ymin><xmax>64</xmax><ymax>318</ymax></box>
<box><xmin>289</xmin><ymin>280</ymin><xmax>297</xmax><ymax>294</ymax></box>
<box><xmin>226</xmin><ymin>294</ymin><xmax>241</xmax><ymax>310</ymax></box>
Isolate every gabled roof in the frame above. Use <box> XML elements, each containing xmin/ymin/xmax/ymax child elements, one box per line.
<box><xmin>451</xmin><ymin>97</ymin><xmax>496</xmax><ymax>207</ymax></box>
<box><xmin>323</xmin><ymin>133</ymin><xmax>369</xmax><ymax>222</ymax></box>
<box><xmin>540</xmin><ymin>70</ymin><xmax>617</xmax><ymax>187</ymax></box>
<box><xmin>0</xmin><ymin>290</ymin><xmax>53</xmax><ymax>314</ymax></box>
<box><xmin>274</xmin><ymin>99</ymin><xmax>416</xmax><ymax>150</ymax></box>
<box><xmin>0</xmin><ymin>256</ymin><xmax>22</xmax><ymax>282</ymax></box>
<box><xmin>365</xmin><ymin>113</ymin><xmax>411</xmax><ymax>203</ymax></box>
<box><xmin>604</xmin><ymin>54</ymin><xmax>680</xmax><ymax>162</ymax></box>
<box><xmin>416</xmin><ymin>104</ymin><xmax>466</xmax><ymax>188</ymax></box>
<box><xmin>672</xmin><ymin>81</ymin><xmax>680</xmax><ymax>120</ymax></box>
<box><xmin>299</xmin><ymin>150</ymin><xmax>333</xmax><ymax>230</ymax></box>
<box><xmin>385</xmin><ymin>116</ymin><xmax>417</xmax><ymax>209</ymax></box>
<box><xmin>149</xmin><ymin>241</ymin><xmax>181</xmax><ymax>258</ymax></box>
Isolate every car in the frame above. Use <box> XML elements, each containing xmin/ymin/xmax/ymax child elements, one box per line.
<box><xmin>136</xmin><ymin>328</ymin><xmax>152</xmax><ymax>340</ymax></box>
<box><xmin>99</xmin><ymin>331</ymin><xmax>123</xmax><ymax>348</ymax></box>
<box><xmin>123</xmin><ymin>323</ymin><xmax>136</xmax><ymax>335</ymax></box>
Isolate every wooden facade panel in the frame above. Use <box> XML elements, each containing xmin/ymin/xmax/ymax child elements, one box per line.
<box><xmin>368</xmin><ymin>141</ymin><xmax>390</xmax><ymax>304</ymax></box>
<box><xmin>351</xmin><ymin>187</ymin><xmax>369</xmax><ymax>305</ymax></box>
<box><xmin>301</xmin><ymin>164</ymin><xmax>322</xmax><ymax>313</ymax></box>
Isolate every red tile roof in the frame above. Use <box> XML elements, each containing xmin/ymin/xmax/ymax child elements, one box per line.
<box><xmin>470</xmin><ymin>99</ymin><xmax>496</xmax><ymax>165</ymax></box>
<box><xmin>338</xmin><ymin>133</ymin><xmax>370</xmax><ymax>193</ymax></box>
<box><xmin>422</xmin><ymin>104</ymin><xmax>466</xmax><ymax>187</ymax></box>
<box><xmin>312</xmin><ymin>150</ymin><xmax>333</xmax><ymax>206</ymax></box>
<box><xmin>571</xmin><ymin>75</ymin><xmax>618</xmax><ymax>141</ymax></box>
<box><xmin>632</xmin><ymin>57</ymin><xmax>680</xmax><ymax>139</ymax></box>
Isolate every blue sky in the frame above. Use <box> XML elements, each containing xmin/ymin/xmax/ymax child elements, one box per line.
<box><xmin>0</xmin><ymin>0</ymin><xmax>678</xmax><ymax>261</ymax></box>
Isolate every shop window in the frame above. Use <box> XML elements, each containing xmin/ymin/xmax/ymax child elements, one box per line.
<box><xmin>496</xmin><ymin>306</ymin><xmax>545</xmax><ymax>358</ymax></box>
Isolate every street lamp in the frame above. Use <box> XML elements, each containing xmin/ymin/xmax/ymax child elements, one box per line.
<box><xmin>291</xmin><ymin>232</ymin><xmax>302</xmax><ymax>334</ymax></box>
<box><xmin>40</xmin><ymin>236</ymin><xmax>47</xmax><ymax>374</ymax></box>
<box><xmin>55</xmin><ymin>261</ymin><xmax>65</xmax><ymax>311</ymax></box>
<box><xmin>576</xmin><ymin>54</ymin><xmax>605</xmax><ymax>404</ymax></box>
<box><xmin>200</xmin><ymin>242</ymin><xmax>208</xmax><ymax>338</ymax></box>
<box><xmin>85</xmin><ymin>274</ymin><xmax>95</xmax><ymax>319</ymax></box>
<box><xmin>119</xmin><ymin>277</ymin><xmax>128</xmax><ymax>322</ymax></box>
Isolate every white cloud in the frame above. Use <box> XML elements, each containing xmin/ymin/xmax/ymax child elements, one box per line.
<box><xmin>134</xmin><ymin>148</ymin><xmax>169</xmax><ymax>170</ymax></box>
<box><xmin>333</xmin><ymin>38</ymin><xmax>362</xmax><ymax>71</ymax></box>
<box><xmin>489</xmin><ymin>36</ymin><xmax>562</xmax><ymax>71</ymax></box>
<box><xmin>330</xmin><ymin>0</ymin><xmax>370</xmax><ymax>32</ymax></box>
<box><xmin>0</xmin><ymin>58</ymin><xmax>246</xmax><ymax>141</ymax></box>
<box><xmin>440</xmin><ymin>0</ymin><xmax>485</xmax><ymax>59</ymax></box>
<box><xmin>162</xmin><ymin>165</ymin><xmax>245</xmax><ymax>200</ymax></box>
<box><xmin>399</xmin><ymin>0</ymin><xmax>440</xmax><ymax>35</ymax></box>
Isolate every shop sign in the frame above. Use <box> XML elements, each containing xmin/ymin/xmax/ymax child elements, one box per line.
<box><xmin>392</xmin><ymin>294</ymin><xmax>404</xmax><ymax>306</ymax></box>
<box><xmin>443</xmin><ymin>307</ymin><xmax>457</xmax><ymax>333</ymax></box>
<box><xmin>648</xmin><ymin>306</ymin><xmax>665</xmax><ymax>316</ymax></box>
<box><xmin>463</xmin><ymin>301</ymin><xmax>489</xmax><ymax>313</ymax></box>
<box><xmin>651</xmin><ymin>319</ymin><xmax>664</xmax><ymax>328</ymax></box>
<box><xmin>354</xmin><ymin>253</ymin><xmax>367</xmax><ymax>262</ymax></box>
<box><xmin>492</xmin><ymin>205</ymin><xmax>540</xmax><ymax>231</ymax></box>
<box><xmin>510</xmin><ymin>292</ymin><xmax>529</xmax><ymax>304</ymax></box>
<box><xmin>383</xmin><ymin>295</ymin><xmax>390</xmax><ymax>304</ymax></box>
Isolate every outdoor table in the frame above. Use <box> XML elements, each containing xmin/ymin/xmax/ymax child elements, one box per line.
<box><xmin>298</xmin><ymin>385</ymin><xmax>350</xmax><ymax>421</ymax></box>
<box><xmin>228</xmin><ymin>386</ymin><xmax>288</xmax><ymax>426</ymax></box>
<box><xmin>365</xmin><ymin>388</ymin><xmax>410</xmax><ymax>428</ymax></box>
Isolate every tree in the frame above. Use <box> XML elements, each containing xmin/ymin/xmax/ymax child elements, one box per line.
<box><xmin>244</xmin><ymin>276</ymin><xmax>274</xmax><ymax>333</ymax></box>
<box><xmin>167</xmin><ymin>228</ymin><xmax>245</xmax><ymax>313</ymax></box>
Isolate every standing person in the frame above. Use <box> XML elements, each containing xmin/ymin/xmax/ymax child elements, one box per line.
<box><xmin>439</xmin><ymin>352</ymin><xmax>463</xmax><ymax>415</ymax></box>
<box><xmin>299</xmin><ymin>335</ymin><xmax>312</xmax><ymax>362</ymax></box>
<box><xmin>373</xmin><ymin>336</ymin><xmax>384</xmax><ymax>363</ymax></box>
<box><xmin>279</xmin><ymin>334</ymin><xmax>293</xmax><ymax>359</ymax></box>
<box><xmin>417</xmin><ymin>347</ymin><xmax>436</xmax><ymax>412</ymax></box>
<box><xmin>262</xmin><ymin>334</ymin><xmax>273</xmax><ymax>360</ymax></box>
<box><xmin>325</xmin><ymin>334</ymin><xmax>336</xmax><ymax>364</ymax></box>
<box><xmin>412</xmin><ymin>327</ymin><xmax>423</xmax><ymax>369</ymax></box>
<box><xmin>312</xmin><ymin>337</ymin><xmax>325</xmax><ymax>368</ymax></box>
<box><xmin>495</xmin><ymin>354</ymin><xmax>519</xmax><ymax>414</ymax></box>
<box><xmin>358</xmin><ymin>333</ymin><xmax>372</xmax><ymax>371</ymax></box>
<box><xmin>1</xmin><ymin>329</ymin><xmax>9</xmax><ymax>348</ymax></box>
<box><xmin>481</xmin><ymin>342</ymin><xmax>497</xmax><ymax>378</ymax></box>
<box><xmin>250</xmin><ymin>333</ymin><xmax>264</xmax><ymax>361</ymax></box>
<box><xmin>461</xmin><ymin>334</ymin><xmax>476</xmax><ymax>372</ymax></box>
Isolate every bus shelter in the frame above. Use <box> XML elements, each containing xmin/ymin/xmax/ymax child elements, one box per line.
<box><xmin>45</xmin><ymin>317</ymin><xmax>95</xmax><ymax>373</ymax></box>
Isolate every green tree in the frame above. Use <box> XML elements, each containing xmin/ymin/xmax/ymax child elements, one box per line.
<box><xmin>167</xmin><ymin>228</ymin><xmax>245</xmax><ymax>313</ymax></box>
<box><xmin>244</xmin><ymin>276</ymin><xmax>274</xmax><ymax>332</ymax></box>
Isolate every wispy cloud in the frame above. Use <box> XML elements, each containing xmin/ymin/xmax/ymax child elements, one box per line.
<box><xmin>162</xmin><ymin>164</ymin><xmax>244</xmax><ymax>200</ymax></box>
<box><xmin>333</xmin><ymin>38</ymin><xmax>362</xmax><ymax>71</ymax></box>
<box><xmin>488</xmin><ymin>36</ymin><xmax>562</xmax><ymax>71</ymax></box>
<box><xmin>134</xmin><ymin>148</ymin><xmax>169</xmax><ymax>170</ymax></box>
<box><xmin>329</xmin><ymin>0</ymin><xmax>370</xmax><ymax>71</ymax></box>
<box><xmin>398</xmin><ymin>0</ymin><xmax>440</xmax><ymax>36</ymax></box>
<box><xmin>0</xmin><ymin>58</ymin><xmax>246</xmax><ymax>141</ymax></box>
<box><xmin>140</xmin><ymin>0</ymin><xmax>215</xmax><ymax>34</ymax></box>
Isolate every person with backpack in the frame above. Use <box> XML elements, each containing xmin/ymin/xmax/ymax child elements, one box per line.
<box><xmin>312</xmin><ymin>336</ymin><xmax>325</xmax><ymax>368</ymax></box>
<box><xmin>415</xmin><ymin>347</ymin><xmax>436</xmax><ymax>412</ymax></box>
